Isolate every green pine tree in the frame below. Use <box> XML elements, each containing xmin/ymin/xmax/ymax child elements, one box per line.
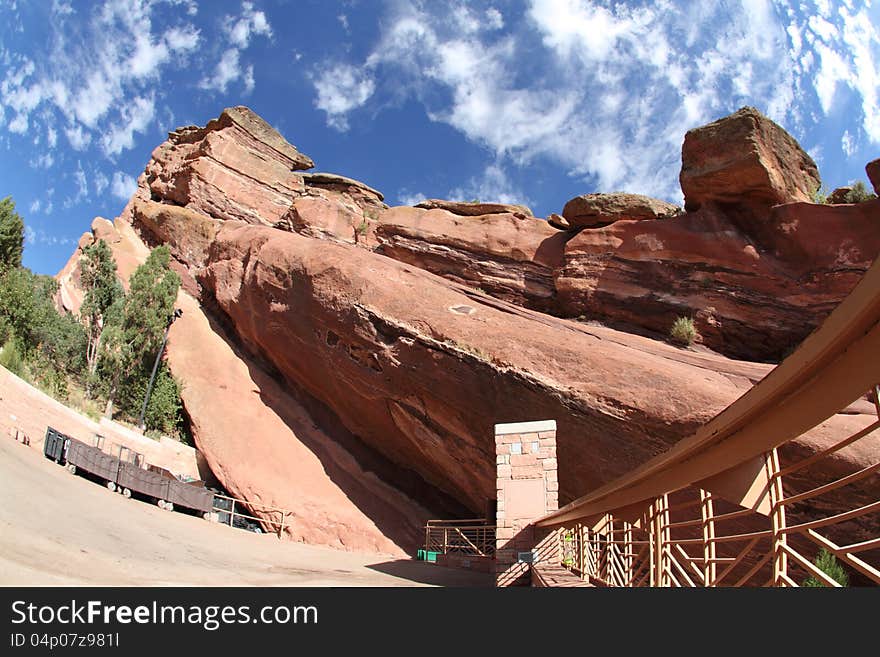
<box><xmin>802</xmin><ymin>548</ymin><xmax>849</xmax><ymax>587</ymax></box>
<box><xmin>79</xmin><ymin>239</ymin><xmax>123</xmax><ymax>377</ymax></box>
<box><xmin>99</xmin><ymin>245</ymin><xmax>180</xmax><ymax>423</ymax></box>
<box><xmin>0</xmin><ymin>196</ymin><xmax>24</xmax><ymax>269</ymax></box>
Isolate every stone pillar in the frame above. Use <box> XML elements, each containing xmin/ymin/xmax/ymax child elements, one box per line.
<box><xmin>494</xmin><ymin>419</ymin><xmax>559</xmax><ymax>587</ymax></box>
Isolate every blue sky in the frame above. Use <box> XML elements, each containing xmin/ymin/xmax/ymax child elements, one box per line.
<box><xmin>2</xmin><ymin>0</ymin><xmax>879</xmax><ymax>276</ymax></box>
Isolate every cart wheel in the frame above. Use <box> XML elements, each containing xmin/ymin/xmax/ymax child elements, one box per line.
<box><xmin>203</xmin><ymin>512</ymin><xmax>217</xmax><ymax>522</ymax></box>
<box><xmin>66</xmin><ymin>464</ymin><xmax>76</xmax><ymax>475</ymax></box>
<box><xmin>106</xmin><ymin>481</ymin><xmax>116</xmax><ymax>493</ymax></box>
<box><xmin>164</xmin><ymin>502</ymin><xmax>174</xmax><ymax>512</ymax></box>
<box><xmin>122</xmin><ymin>488</ymin><xmax>131</xmax><ymax>499</ymax></box>
<box><xmin>157</xmin><ymin>499</ymin><xmax>166</xmax><ymax>509</ymax></box>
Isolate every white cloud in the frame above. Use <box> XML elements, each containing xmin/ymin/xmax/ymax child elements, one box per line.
<box><xmin>29</xmin><ymin>199</ymin><xmax>41</xmax><ymax>214</ymax></box>
<box><xmin>110</xmin><ymin>171</ymin><xmax>136</xmax><ymax>201</ymax></box>
<box><xmin>0</xmin><ymin>0</ymin><xmax>212</xmax><ymax>163</ymax></box>
<box><xmin>225</xmin><ymin>1</ymin><xmax>272</xmax><ymax>48</ymax></box>
<box><xmin>485</xmin><ymin>8</ymin><xmax>504</xmax><ymax>30</ymax></box>
<box><xmin>310</xmin><ymin>0</ymin><xmax>879</xmax><ymax>201</ymax></box>
<box><xmin>74</xmin><ymin>160</ymin><xmax>88</xmax><ymax>200</ymax></box>
<box><xmin>29</xmin><ymin>152</ymin><xmax>54</xmax><ymax>169</ymax></box>
<box><xmin>101</xmin><ymin>95</ymin><xmax>155</xmax><ymax>156</ymax></box>
<box><xmin>94</xmin><ymin>170</ymin><xmax>109</xmax><ymax>195</ymax></box>
<box><xmin>448</xmin><ymin>163</ymin><xmax>530</xmax><ymax>206</ymax></box>
<box><xmin>243</xmin><ymin>65</ymin><xmax>255</xmax><ymax>94</ymax></box>
<box><xmin>841</xmin><ymin>130</ymin><xmax>855</xmax><ymax>157</ymax></box>
<box><xmin>51</xmin><ymin>1</ymin><xmax>74</xmax><ymax>17</ymax></box>
<box><xmin>313</xmin><ymin>64</ymin><xmax>376</xmax><ymax>131</ymax></box>
<box><xmin>128</xmin><ymin>33</ymin><xmax>169</xmax><ymax>78</ymax></box>
<box><xmin>200</xmin><ymin>49</ymin><xmax>242</xmax><ymax>93</ymax></box>
<box><xmin>395</xmin><ymin>190</ymin><xmax>427</xmax><ymax>207</ymax></box>
<box><xmin>8</xmin><ymin>113</ymin><xmax>27</xmax><ymax>133</ymax></box>
<box><xmin>65</xmin><ymin>124</ymin><xmax>91</xmax><ymax>150</ymax></box>
<box><xmin>23</xmin><ymin>225</ymin><xmax>75</xmax><ymax>246</ymax></box>
<box><xmin>165</xmin><ymin>25</ymin><xmax>200</xmax><ymax>52</ymax></box>
<box><xmin>199</xmin><ymin>2</ymin><xmax>272</xmax><ymax>95</ymax></box>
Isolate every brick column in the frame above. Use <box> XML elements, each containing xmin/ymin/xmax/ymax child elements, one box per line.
<box><xmin>494</xmin><ymin>420</ymin><xmax>559</xmax><ymax>587</ymax></box>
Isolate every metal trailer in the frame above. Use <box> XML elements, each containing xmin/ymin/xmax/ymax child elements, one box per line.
<box><xmin>115</xmin><ymin>460</ymin><xmax>171</xmax><ymax>505</ymax></box>
<box><xmin>43</xmin><ymin>426</ymin><xmax>69</xmax><ymax>463</ymax></box>
<box><xmin>166</xmin><ymin>479</ymin><xmax>214</xmax><ymax>517</ymax></box>
<box><xmin>65</xmin><ymin>437</ymin><xmax>122</xmax><ymax>491</ymax></box>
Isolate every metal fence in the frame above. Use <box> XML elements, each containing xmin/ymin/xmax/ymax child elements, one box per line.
<box><xmin>424</xmin><ymin>519</ymin><xmax>496</xmax><ymax>557</ymax></box>
<box><xmin>212</xmin><ymin>493</ymin><xmax>294</xmax><ymax>539</ymax></box>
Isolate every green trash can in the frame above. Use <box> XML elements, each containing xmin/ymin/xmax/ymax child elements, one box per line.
<box><xmin>426</xmin><ymin>551</ymin><xmax>439</xmax><ymax>563</ymax></box>
<box><xmin>416</xmin><ymin>549</ymin><xmax>426</xmax><ymax>561</ymax></box>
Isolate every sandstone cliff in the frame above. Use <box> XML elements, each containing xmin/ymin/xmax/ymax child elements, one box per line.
<box><xmin>56</xmin><ymin>105</ymin><xmax>880</xmax><ymax>553</ymax></box>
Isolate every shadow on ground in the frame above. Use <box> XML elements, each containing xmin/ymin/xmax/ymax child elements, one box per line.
<box><xmin>367</xmin><ymin>559</ymin><xmax>493</xmax><ymax>587</ymax></box>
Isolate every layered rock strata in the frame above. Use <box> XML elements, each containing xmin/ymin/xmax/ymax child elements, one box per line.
<box><xmin>55</xmin><ymin>105</ymin><xmax>880</xmax><ymax>553</ymax></box>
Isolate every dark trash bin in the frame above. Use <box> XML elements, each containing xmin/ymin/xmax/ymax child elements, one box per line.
<box><xmin>43</xmin><ymin>427</ymin><xmax>69</xmax><ymax>463</ymax></box>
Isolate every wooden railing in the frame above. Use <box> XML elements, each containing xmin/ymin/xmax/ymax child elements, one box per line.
<box><xmin>536</xmin><ymin>254</ymin><xmax>880</xmax><ymax>587</ymax></box>
<box><xmin>425</xmin><ymin>519</ymin><xmax>496</xmax><ymax>557</ymax></box>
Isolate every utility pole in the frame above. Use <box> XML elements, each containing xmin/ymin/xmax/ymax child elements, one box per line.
<box><xmin>138</xmin><ymin>308</ymin><xmax>183</xmax><ymax>431</ymax></box>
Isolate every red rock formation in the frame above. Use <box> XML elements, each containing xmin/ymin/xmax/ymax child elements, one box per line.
<box><xmin>827</xmin><ymin>186</ymin><xmax>853</xmax><ymax>204</ymax></box>
<box><xmin>414</xmin><ymin>199</ymin><xmax>533</xmax><ymax>219</ymax></box>
<box><xmin>680</xmin><ymin>106</ymin><xmax>820</xmax><ymax>215</ymax></box>
<box><xmin>57</xmin><ymin>215</ymin><xmax>434</xmax><ymax>555</ymax></box>
<box><xmin>562</xmin><ymin>192</ymin><xmax>680</xmax><ymax>228</ymax></box>
<box><xmin>144</xmin><ymin>107</ymin><xmax>314</xmax><ymax>226</ymax></box>
<box><xmin>55</xmin><ymin>105</ymin><xmax>880</xmax><ymax>555</ymax></box>
<box><xmin>556</xmin><ymin>200</ymin><xmax>880</xmax><ymax>360</ymax></box>
<box><xmin>199</xmin><ymin>220</ymin><xmax>775</xmax><ymax>512</ymax></box>
<box><xmin>867</xmin><ymin>158</ymin><xmax>880</xmax><ymax>194</ymax></box>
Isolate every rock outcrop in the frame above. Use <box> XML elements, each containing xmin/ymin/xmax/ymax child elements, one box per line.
<box><xmin>414</xmin><ymin>199</ymin><xmax>533</xmax><ymax>219</ymax></box>
<box><xmin>278</xmin><ymin>107</ymin><xmax>876</xmax><ymax>362</ymax></box>
<box><xmin>199</xmin><ymin>220</ymin><xmax>774</xmax><ymax>512</ymax></box>
<box><xmin>562</xmin><ymin>192</ymin><xmax>680</xmax><ymax>228</ymax></box>
<box><xmin>680</xmin><ymin>106</ymin><xmax>820</xmax><ymax>214</ymax></box>
<box><xmin>827</xmin><ymin>186</ymin><xmax>852</xmax><ymax>204</ymax></box>
<box><xmin>555</xmin><ymin>199</ymin><xmax>879</xmax><ymax>358</ymax></box>
<box><xmin>55</xmin><ymin>104</ymin><xmax>880</xmax><ymax>555</ymax></box>
<box><xmin>867</xmin><ymin>158</ymin><xmax>880</xmax><ymax>194</ymax></box>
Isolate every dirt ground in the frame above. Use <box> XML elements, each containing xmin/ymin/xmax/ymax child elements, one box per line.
<box><xmin>0</xmin><ymin>372</ymin><xmax>490</xmax><ymax>587</ymax></box>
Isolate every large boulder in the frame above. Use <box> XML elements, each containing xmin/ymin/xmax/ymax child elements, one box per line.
<box><xmin>866</xmin><ymin>158</ymin><xmax>880</xmax><ymax>195</ymax></box>
<box><xmin>562</xmin><ymin>192</ymin><xmax>680</xmax><ymax>228</ymax></box>
<box><xmin>827</xmin><ymin>186</ymin><xmax>853</xmax><ymax>205</ymax></box>
<box><xmin>414</xmin><ymin>199</ymin><xmax>533</xmax><ymax>219</ymax></box>
<box><xmin>679</xmin><ymin>106</ymin><xmax>820</xmax><ymax>214</ymax></box>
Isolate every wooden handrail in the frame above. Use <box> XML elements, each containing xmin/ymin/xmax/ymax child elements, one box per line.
<box><xmin>538</xmin><ymin>254</ymin><xmax>880</xmax><ymax>528</ymax></box>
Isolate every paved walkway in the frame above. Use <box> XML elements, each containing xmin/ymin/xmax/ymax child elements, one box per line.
<box><xmin>0</xmin><ymin>420</ymin><xmax>490</xmax><ymax>587</ymax></box>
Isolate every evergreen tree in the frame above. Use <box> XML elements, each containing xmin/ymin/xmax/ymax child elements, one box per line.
<box><xmin>79</xmin><ymin>239</ymin><xmax>123</xmax><ymax>376</ymax></box>
<box><xmin>99</xmin><ymin>245</ymin><xmax>180</xmax><ymax>423</ymax></box>
<box><xmin>802</xmin><ymin>548</ymin><xmax>849</xmax><ymax>587</ymax></box>
<box><xmin>0</xmin><ymin>196</ymin><xmax>24</xmax><ymax>268</ymax></box>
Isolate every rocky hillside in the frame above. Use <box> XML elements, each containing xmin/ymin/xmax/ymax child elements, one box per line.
<box><xmin>56</xmin><ymin>106</ymin><xmax>880</xmax><ymax>553</ymax></box>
